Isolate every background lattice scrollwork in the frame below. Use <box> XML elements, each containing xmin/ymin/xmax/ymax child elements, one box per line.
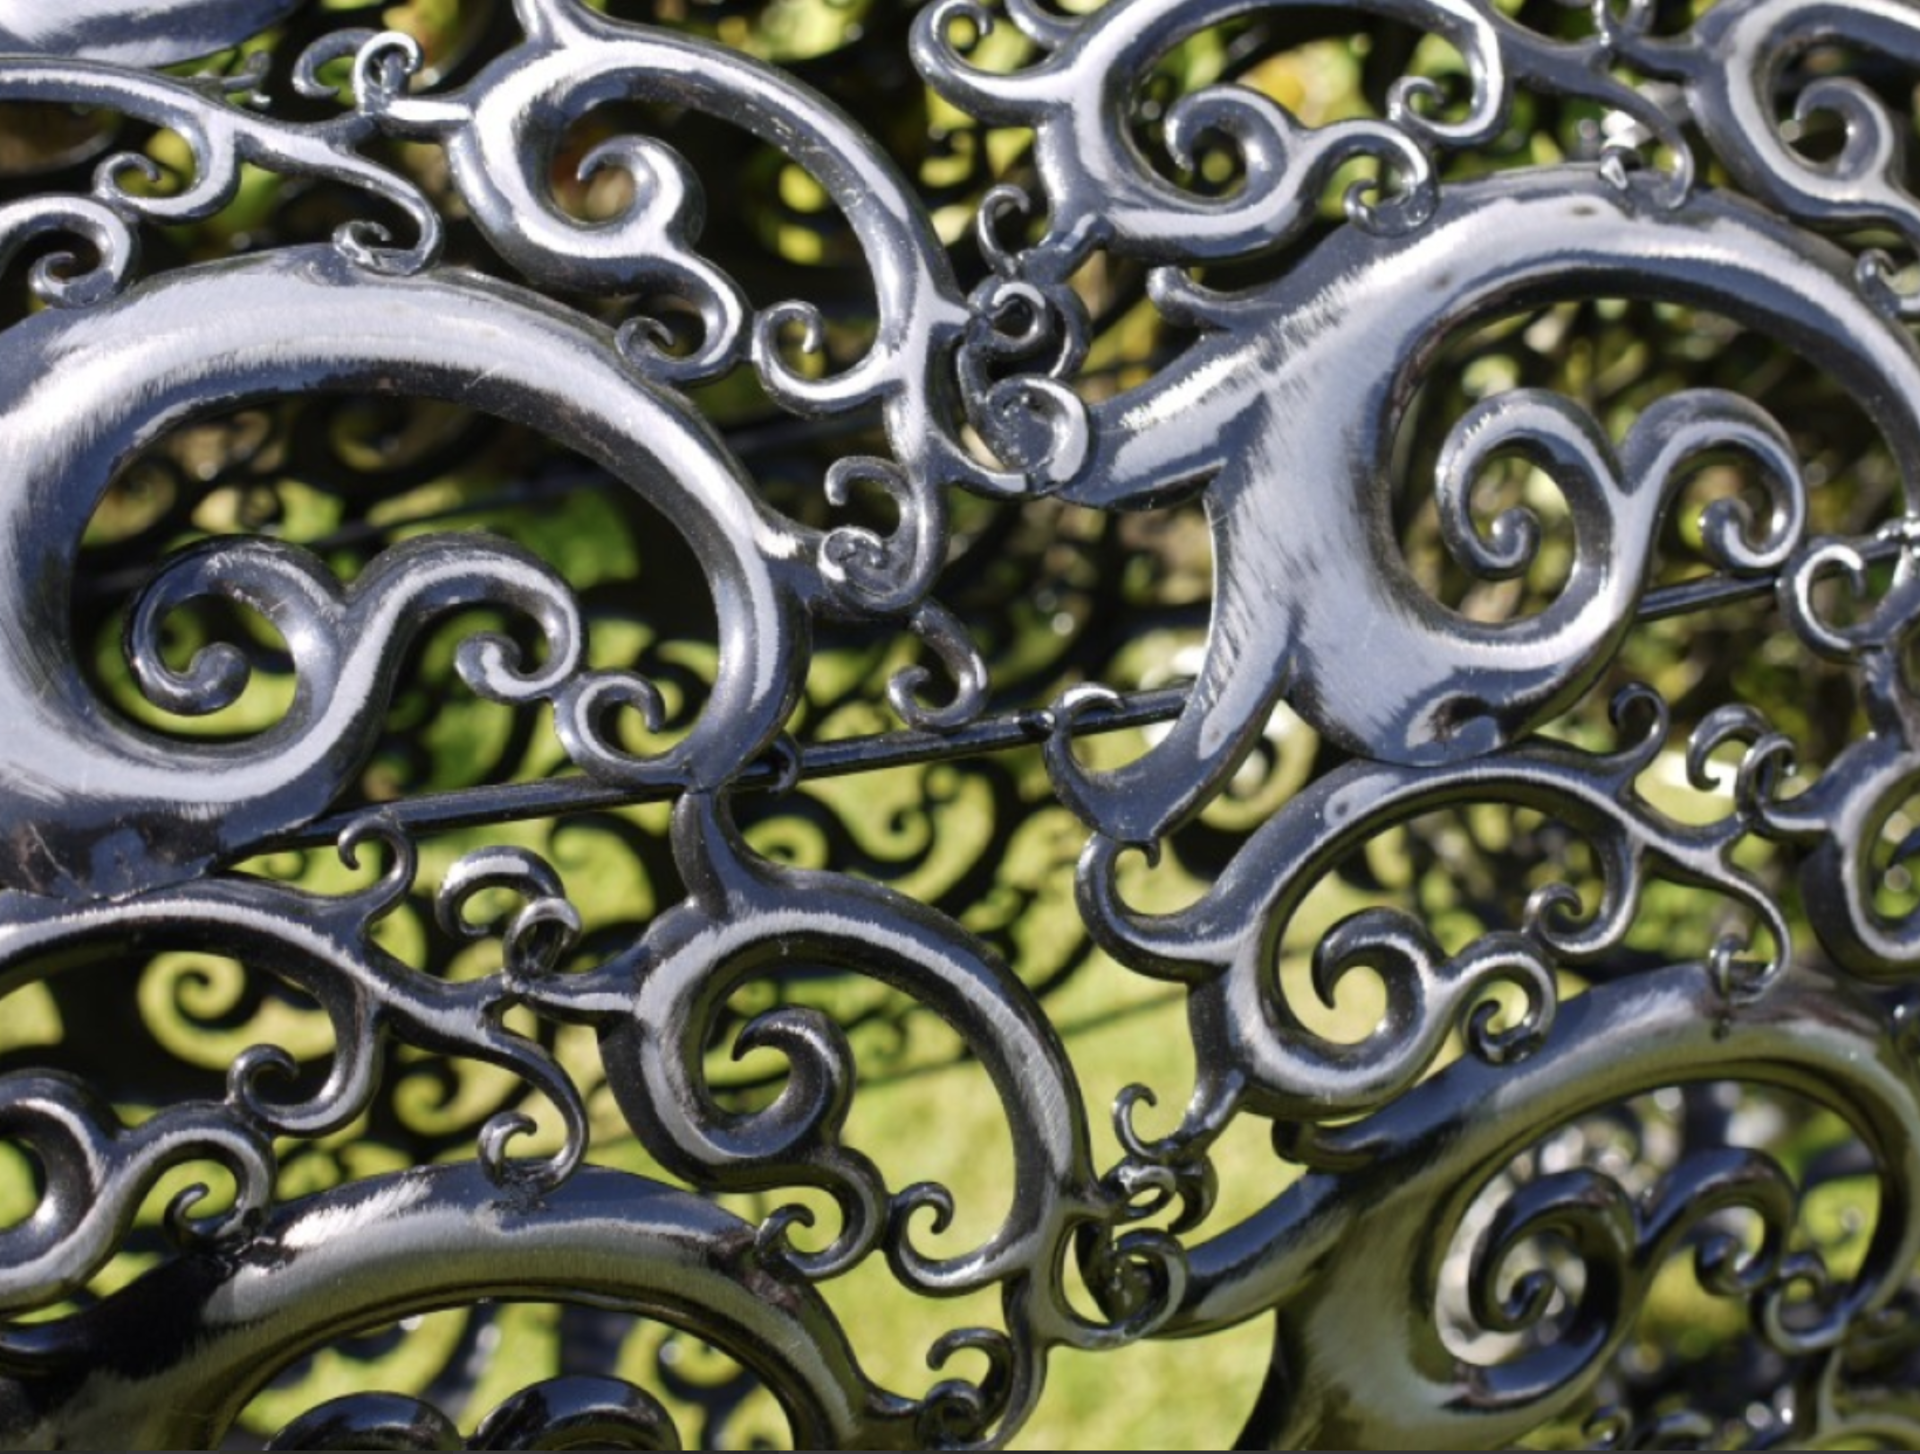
<box><xmin>3</xmin><ymin>0</ymin><xmax>1920</xmax><ymax>1447</ymax></box>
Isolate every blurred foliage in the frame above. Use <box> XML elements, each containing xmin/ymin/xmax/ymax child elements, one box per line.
<box><xmin>0</xmin><ymin>0</ymin><xmax>1906</xmax><ymax>1446</ymax></box>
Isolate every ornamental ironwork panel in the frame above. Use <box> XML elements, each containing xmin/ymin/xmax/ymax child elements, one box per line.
<box><xmin>0</xmin><ymin>0</ymin><xmax>1918</xmax><ymax>1447</ymax></box>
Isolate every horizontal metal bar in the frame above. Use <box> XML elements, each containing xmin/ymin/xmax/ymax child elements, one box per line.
<box><xmin>257</xmin><ymin>685</ymin><xmax>1191</xmax><ymax>853</ymax></box>
<box><xmin>255</xmin><ymin>545</ymin><xmax>1898</xmax><ymax>855</ymax></box>
<box><xmin>1636</xmin><ymin>535</ymin><xmax>1903</xmax><ymax>621</ymax></box>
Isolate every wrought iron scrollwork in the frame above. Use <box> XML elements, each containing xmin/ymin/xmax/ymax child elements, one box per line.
<box><xmin>3</xmin><ymin>0</ymin><xmax>1920</xmax><ymax>1447</ymax></box>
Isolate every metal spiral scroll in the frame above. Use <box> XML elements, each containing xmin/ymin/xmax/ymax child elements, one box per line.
<box><xmin>2</xmin><ymin>0</ymin><xmax>1920</xmax><ymax>1446</ymax></box>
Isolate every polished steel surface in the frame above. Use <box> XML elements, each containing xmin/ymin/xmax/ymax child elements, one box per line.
<box><xmin>1</xmin><ymin>0</ymin><xmax>1918</xmax><ymax>1446</ymax></box>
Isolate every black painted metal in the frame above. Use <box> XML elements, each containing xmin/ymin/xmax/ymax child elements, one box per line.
<box><xmin>2</xmin><ymin>0</ymin><xmax>1920</xmax><ymax>1446</ymax></box>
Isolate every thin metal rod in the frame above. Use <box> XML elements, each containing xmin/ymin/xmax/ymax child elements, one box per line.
<box><xmin>259</xmin><ymin>685</ymin><xmax>1192</xmax><ymax>852</ymax></box>
<box><xmin>257</xmin><ymin>549</ymin><xmax>1894</xmax><ymax>855</ymax></box>
<box><xmin>1636</xmin><ymin>536</ymin><xmax>1903</xmax><ymax>621</ymax></box>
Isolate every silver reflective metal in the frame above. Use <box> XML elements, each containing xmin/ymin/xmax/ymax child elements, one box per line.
<box><xmin>1</xmin><ymin>0</ymin><xmax>1919</xmax><ymax>1446</ymax></box>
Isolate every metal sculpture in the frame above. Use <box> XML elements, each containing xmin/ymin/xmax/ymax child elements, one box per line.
<box><xmin>0</xmin><ymin>0</ymin><xmax>1918</xmax><ymax>1445</ymax></box>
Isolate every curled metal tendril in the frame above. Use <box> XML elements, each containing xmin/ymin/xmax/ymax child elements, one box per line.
<box><xmin>0</xmin><ymin>242</ymin><xmax>977</xmax><ymax>893</ymax></box>
<box><xmin>7</xmin><ymin>0</ymin><xmax>1920</xmax><ymax>1448</ymax></box>
<box><xmin>359</xmin><ymin>0</ymin><xmax>1078</xmax><ymax>500</ymax></box>
<box><xmin>1037</xmin><ymin>168</ymin><xmax>1913</xmax><ymax>845</ymax></box>
<box><xmin>0</xmin><ymin>196</ymin><xmax>138</xmax><ymax>307</ymax></box>
<box><xmin>0</xmin><ymin>819</ymin><xmax>591</xmax><ymax>1213</ymax></box>
<box><xmin>0</xmin><ymin>1071</ymin><xmax>271</xmax><ymax>1316</ymax></box>
<box><xmin>0</xmin><ymin>46</ymin><xmax>439</xmax><ymax>281</ymax></box>
<box><xmin>1085</xmin><ymin>683</ymin><xmax>1792</xmax><ymax>1186</ymax></box>
<box><xmin>508</xmin><ymin>793</ymin><xmax>1183</xmax><ymax>1380</ymax></box>
<box><xmin>1751</xmin><ymin>530</ymin><xmax>1920</xmax><ymax>980</ymax></box>
<box><xmin>1164</xmin><ymin>962</ymin><xmax>1920</xmax><ymax>1447</ymax></box>
<box><xmin>1610</xmin><ymin>0</ymin><xmax>1920</xmax><ymax>317</ymax></box>
<box><xmin>909</xmin><ymin>0</ymin><xmax>1489</xmax><ymax>277</ymax></box>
